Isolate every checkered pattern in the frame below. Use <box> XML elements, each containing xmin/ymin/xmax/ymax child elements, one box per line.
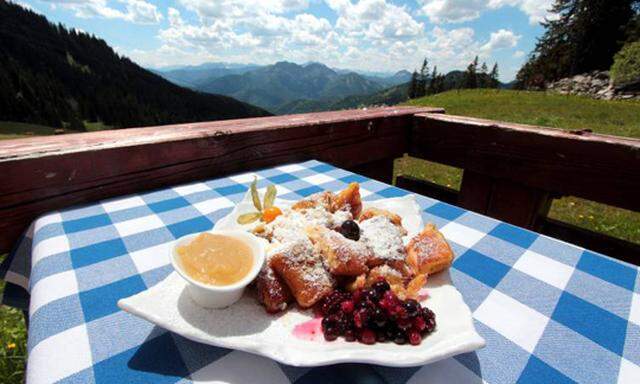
<box><xmin>2</xmin><ymin>160</ymin><xmax>639</xmax><ymax>384</ymax></box>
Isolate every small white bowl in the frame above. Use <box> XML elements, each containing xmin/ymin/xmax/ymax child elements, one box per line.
<box><xmin>171</xmin><ymin>230</ymin><xmax>266</xmax><ymax>309</ymax></box>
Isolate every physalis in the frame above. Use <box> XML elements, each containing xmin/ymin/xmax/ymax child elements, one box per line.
<box><xmin>237</xmin><ymin>178</ymin><xmax>282</xmax><ymax>224</ymax></box>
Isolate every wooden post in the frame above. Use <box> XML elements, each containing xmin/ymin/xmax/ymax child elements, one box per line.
<box><xmin>458</xmin><ymin>170</ymin><xmax>551</xmax><ymax>229</ymax></box>
<box><xmin>349</xmin><ymin>158</ymin><xmax>395</xmax><ymax>184</ymax></box>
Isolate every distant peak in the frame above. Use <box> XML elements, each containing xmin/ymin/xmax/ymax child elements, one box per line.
<box><xmin>304</xmin><ymin>62</ymin><xmax>328</xmax><ymax>68</ymax></box>
<box><xmin>274</xmin><ymin>61</ymin><xmax>297</xmax><ymax>67</ymax></box>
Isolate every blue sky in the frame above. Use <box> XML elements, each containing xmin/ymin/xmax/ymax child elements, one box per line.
<box><xmin>16</xmin><ymin>1</ymin><xmax>554</xmax><ymax>81</ymax></box>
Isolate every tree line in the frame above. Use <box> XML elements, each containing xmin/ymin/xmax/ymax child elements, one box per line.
<box><xmin>516</xmin><ymin>0</ymin><xmax>639</xmax><ymax>88</ymax></box>
<box><xmin>408</xmin><ymin>57</ymin><xmax>500</xmax><ymax>99</ymax></box>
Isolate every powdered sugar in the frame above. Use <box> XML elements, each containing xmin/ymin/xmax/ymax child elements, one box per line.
<box><xmin>372</xmin><ymin>264</ymin><xmax>404</xmax><ymax>280</ymax></box>
<box><xmin>272</xmin><ymin>237</ymin><xmax>334</xmax><ymax>290</ymax></box>
<box><xmin>360</xmin><ymin>216</ymin><xmax>406</xmax><ymax>262</ymax></box>
<box><xmin>262</xmin><ymin>205</ymin><xmax>352</xmax><ymax>244</ymax></box>
<box><xmin>322</xmin><ymin>229</ymin><xmax>372</xmax><ymax>267</ymax></box>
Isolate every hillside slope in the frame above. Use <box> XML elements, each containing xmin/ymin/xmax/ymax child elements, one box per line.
<box><xmin>197</xmin><ymin>61</ymin><xmax>384</xmax><ymax>112</ymax></box>
<box><xmin>0</xmin><ymin>1</ymin><xmax>269</xmax><ymax>130</ymax></box>
<box><xmin>274</xmin><ymin>82</ymin><xmax>409</xmax><ymax>115</ymax></box>
<box><xmin>406</xmin><ymin>89</ymin><xmax>640</xmax><ymax>138</ymax></box>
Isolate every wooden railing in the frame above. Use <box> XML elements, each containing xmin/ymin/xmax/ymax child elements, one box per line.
<box><xmin>1</xmin><ymin>107</ymin><xmax>639</xmax><ymax>264</ymax></box>
<box><xmin>399</xmin><ymin>113</ymin><xmax>640</xmax><ymax>264</ymax></box>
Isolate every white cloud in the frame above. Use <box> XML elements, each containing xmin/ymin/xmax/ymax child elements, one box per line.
<box><xmin>177</xmin><ymin>0</ymin><xmax>309</xmax><ymax>20</ymax></box>
<box><xmin>418</xmin><ymin>0</ymin><xmax>485</xmax><ymax>24</ymax></box>
<box><xmin>488</xmin><ymin>0</ymin><xmax>554</xmax><ymax>24</ymax></box>
<box><xmin>123</xmin><ymin>0</ymin><xmax>162</xmax><ymax>24</ymax></box>
<box><xmin>513</xmin><ymin>50</ymin><xmax>525</xmax><ymax>58</ymax></box>
<box><xmin>419</xmin><ymin>0</ymin><xmax>554</xmax><ymax>25</ymax></box>
<box><xmin>329</xmin><ymin>0</ymin><xmax>423</xmax><ymax>40</ymax></box>
<box><xmin>167</xmin><ymin>7</ymin><xmax>183</xmax><ymax>27</ymax></box>
<box><xmin>40</xmin><ymin>0</ymin><xmax>162</xmax><ymax>24</ymax></box>
<box><xmin>481</xmin><ymin>29</ymin><xmax>521</xmax><ymax>52</ymax></box>
<box><xmin>114</xmin><ymin>0</ymin><xmax>531</xmax><ymax>81</ymax></box>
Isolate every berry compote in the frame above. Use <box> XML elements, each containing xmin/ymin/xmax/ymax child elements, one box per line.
<box><xmin>315</xmin><ymin>279</ymin><xmax>436</xmax><ymax>345</ymax></box>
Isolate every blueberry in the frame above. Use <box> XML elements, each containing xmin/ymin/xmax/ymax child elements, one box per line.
<box><xmin>403</xmin><ymin>299</ymin><xmax>419</xmax><ymax>318</ymax></box>
<box><xmin>372</xmin><ymin>279</ymin><xmax>390</xmax><ymax>294</ymax></box>
<box><xmin>339</xmin><ymin>220</ymin><xmax>360</xmax><ymax>241</ymax></box>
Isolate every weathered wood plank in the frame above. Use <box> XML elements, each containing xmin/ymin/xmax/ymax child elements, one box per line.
<box><xmin>0</xmin><ymin>107</ymin><xmax>442</xmax><ymax>253</ymax></box>
<box><xmin>410</xmin><ymin>113</ymin><xmax>640</xmax><ymax>213</ymax></box>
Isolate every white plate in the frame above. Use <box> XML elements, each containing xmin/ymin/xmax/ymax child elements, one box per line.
<box><xmin>118</xmin><ymin>190</ymin><xmax>485</xmax><ymax>367</ymax></box>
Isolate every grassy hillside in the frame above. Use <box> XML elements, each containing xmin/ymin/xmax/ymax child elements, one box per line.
<box><xmin>0</xmin><ymin>121</ymin><xmax>67</xmax><ymax>140</ymax></box>
<box><xmin>274</xmin><ymin>82</ymin><xmax>409</xmax><ymax>115</ymax></box>
<box><xmin>400</xmin><ymin>89</ymin><xmax>640</xmax><ymax>244</ymax></box>
<box><xmin>407</xmin><ymin>89</ymin><xmax>640</xmax><ymax>137</ymax></box>
<box><xmin>0</xmin><ymin>121</ymin><xmax>113</xmax><ymax>140</ymax></box>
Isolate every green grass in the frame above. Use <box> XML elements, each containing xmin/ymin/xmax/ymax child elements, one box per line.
<box><xmin>0</xmin><ymin>257</ymin><xmax>27</xmax><ymax>384</ymax></box>
<box><xmin>0</xmin><ymin>121</ymin><xmax>62</xmax><ymax>140</ymax></box>
<box><xmin>0</xmin><ymin>120</ymin><xmax>113</xmax><ymax>140</ymax></box>
<box><xmin>401</xmin><ymin>89</ymin><xmax>640</xmax><ymax>244</ymax></box>
<box><xmin>84</xmin><ymin>120</ymin><xmax>112</xmax><ymax>132</ymax></box>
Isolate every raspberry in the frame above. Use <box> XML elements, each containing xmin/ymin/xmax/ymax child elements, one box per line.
<box><xmin>318</xmin><ymin>283</ymin><xmax>437</xmax><ymax>345</ymax></box>
<box><xmin>408</xmin><ymin>330</ymin><xmax>422</xmax><ymax>345</ymax></box>
<box><xmin>413</xmin><ymin>316</ymin><xmax>426</xmax><ymax>331</ymax></box>
<box><xmin>359</xmin><ymin>329</ymin><xmax>376</xmax><ymax>344</ymax></box>
<box><xmin>340</xmin><ymin>300</ymin><xmax>355</xmax><ymax>314</ymax></box>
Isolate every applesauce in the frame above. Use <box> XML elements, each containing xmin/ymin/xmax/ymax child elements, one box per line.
<box><xmin>177</xmin><ymin>233</ymin><xmax>254</xmax><ymax>286</ymax></box>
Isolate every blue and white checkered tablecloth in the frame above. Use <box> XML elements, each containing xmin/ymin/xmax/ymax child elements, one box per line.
<box><xmin>1</xmin><ymin>160</ymin><xmax>639</xmax><ymax>383</ymax></box>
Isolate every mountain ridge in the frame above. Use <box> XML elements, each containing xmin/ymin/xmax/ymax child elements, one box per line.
<box><xmin>195</xmin><ymin>61</ymin><xmax>402</xmax><ymax>112</ymax></box>
<box><xmin>0</xmin><ymin>1</ymin><xmax>269</xmax><ymax>130</ymax></box>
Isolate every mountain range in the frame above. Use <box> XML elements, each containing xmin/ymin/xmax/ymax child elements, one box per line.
<box><xmin>273</xmin><ymin>70</ymin><xmax>514</xmax><ymax>114</ymax></box>
<box><xmin>154</xmin><ymin>61</ymin><xmax>514</xmax><ymax>115</ymax></box>
<box><xmin>150</xmin><ymin>62</ymin><xmax>261</xmax><ymax>88</ymax></box>
<box><xmin>155</xmin><ymin>62</ymin><xmax>412</xmax><ymax>113</ymax></box>
<box><xmin>0</xmin><ymin>1</ymin><xmax>269</xmax><ymax>131</ymax></box>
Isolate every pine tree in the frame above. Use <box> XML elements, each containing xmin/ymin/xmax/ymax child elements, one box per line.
<box><xmin>463</xmin><ymin>56</ymin><xmax>479</xmax><ymax>89</ymax></box>
<box><xmin>427</xmin><ymin>66</ymin><xmax>438</xmax><ymax>95</ymax></box>
<box><xmin>417</xmin><ymin>58</ymin><xmax>429</xmax><ymax>97</ymax></box>
<box><xmin>624</xmin><ymin>12</ymin><xmax>640</xmax><ymax>43</ymax></box>
<box><xmin>479</xmin><ymin>62</ymin><xmax>489</xmax><ymax>88</ymax></box>
<box><xmin>516</xmin><ymin>0</ymin><xmax>639</xmax><ymax>87</ymax></box>
<box><xmin>437</xmin><ymin>74</ymin><xmax>446</xmax><ymax>93</ymax></box>
<box><xmin>489</xmin><ymin>63</ymin><xmax>499</xmax><ymax>88</ymax></box>
<box><xmin>408</xmin><ymin>70</ymin><xmax>419</xmax><ymax>98</ymax></box>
